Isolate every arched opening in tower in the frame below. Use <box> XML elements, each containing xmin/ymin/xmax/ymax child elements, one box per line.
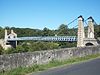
<box><xmin>85</xmin><ymin>43</ymin><xmax>94</xmax><ymax>46</ymax></box>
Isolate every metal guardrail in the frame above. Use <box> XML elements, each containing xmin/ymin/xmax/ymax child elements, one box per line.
<box><xmin>7</xmin><ymin>36</ymin><xmax>77</xmax><ymax>42</ymax></box>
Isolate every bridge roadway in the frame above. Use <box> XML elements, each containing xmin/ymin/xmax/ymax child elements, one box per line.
<box><xmin>31</xmin><ymin>58</ymin><xmax>100</xmax><ymax>75</ymax></box>
<box><xmin>7</xmin><ymin>36</ymin><xmax>77</xmax><ymax>42</ymax></box>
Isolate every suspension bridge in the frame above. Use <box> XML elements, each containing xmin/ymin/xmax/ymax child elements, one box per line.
<box><xmin>1</xmin><ymin>15</ymin><xmax>99</xmax><ymax>49</ymax></box>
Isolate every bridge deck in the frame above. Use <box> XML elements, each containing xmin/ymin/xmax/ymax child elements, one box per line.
<box><xmin>7</xmin><ymin>36</ymin><xmax>77</xmax><ymax>42</ymax></box>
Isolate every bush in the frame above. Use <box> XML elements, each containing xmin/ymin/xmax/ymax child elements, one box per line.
<box><xmin>3</xmin><ymin>48</ymin><xmax>16</xmax><ymax>54</ymax></box>
<box><xmin>6</xmin><ymin>42</ymin><xmax>58</xmax><ymax>53</ymax></box>
<box><xmin>0</xmin><ymin>45</ymin><xmax>3</xmax><ymax>55</ymax></box>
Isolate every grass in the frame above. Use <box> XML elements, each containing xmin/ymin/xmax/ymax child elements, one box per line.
<box><xmin>1</xmin><ymin>54</ymin><xmax>100</xmax><ymax>75</ymax></box>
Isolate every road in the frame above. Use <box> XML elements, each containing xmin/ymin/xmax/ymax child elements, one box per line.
<box><xmin>31</xmin><ymin>58</ymin><xmax>100</xmax><ymax>75</ymax></box>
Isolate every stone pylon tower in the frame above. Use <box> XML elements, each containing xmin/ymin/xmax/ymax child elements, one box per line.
<box><xmin>77</xmin><ymin>16</ymin><xmax>85</xmax><ymax>47</ymax></box>
<box><xmin>87</xmin><ymin>17</ymin><xmax>94</xmax><ymax>38</ymax></box>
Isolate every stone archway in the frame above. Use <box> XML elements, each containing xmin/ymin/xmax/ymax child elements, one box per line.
<box><xmin>85</xmin><ymin>42</ymin><xmax>94</xmax><ymax>46</ymax></box>
<box><xmin>83</xmin><ymin>38</ymin><xmax>98</xmax><ymax>47</ymax></box>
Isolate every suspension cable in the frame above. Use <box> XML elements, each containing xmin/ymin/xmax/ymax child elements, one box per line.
<box><xmin>73</xmin><ymin>25</ymin><xmax>78</xmax><ymax>28</ymax></box>
<box><xmin>67</xmin><ymin>18</ymin><xmax>78</xmax><ymax>26</ymax></box>
<box><xmin>84</xmin><ymin>18</ymin><xmax>88</xmax><ymax>26</ymax></box>
<box><xmin>94</xmin><ymin>21</ymin><xmax>98</xmax><ymax>25</ymax></box>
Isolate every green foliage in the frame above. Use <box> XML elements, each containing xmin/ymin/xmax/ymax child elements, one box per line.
<box><xmin>2</xmin><ymin>42</ymin><xmax>59</xmax><ymax>54</ymax></box>
<box><xmin>42</xmin><ymin>27</ymin><xmax>55</xmax><ymax>36</ymax></box>
<box><xmin>94</xmin><ymin>25</ymin><xmax>100</xmax><ymax>38</ymax></box>
<box><xmin>0</xmin><ymin>27</ymin><xmax>4</xmax><ymax>39</ymax></box>
<box><xmin>3</xmin><ymin>48</ymin><xmax>16</xmax><ymax>54</ymax></box>
<box><xmin>26</xmin><ymin>42</ymin><xmax>59</xmax><ymax>52</ymax></box>
<box><xmin>68</xmin><ymin>28</ymin><xmax>77</xmax><ymax>36</ymax></box>
<box><xmin>58</xmin><ymin>24</ymin><xmax>68</xmax><ymax>35</ymax></box>
<box><xmin>15</xmin><ymin>45</ymin><xmax>26</xmax><ymax>53</ymax></box>
<box><xmin>58</xmin><ymin>42</ymin><xmax>77</xmax><ymax>48</ymax></box>
<box><xmin>0</xmin><ymin>45</ymin><xmax>3</xmax><ymax>55</ymax></box>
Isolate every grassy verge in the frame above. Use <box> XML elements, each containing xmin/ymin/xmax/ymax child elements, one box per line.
<box><xmin>1</xmin><ymin>54</ymin><xmax>100</xmax><ymax>75</ymax></box>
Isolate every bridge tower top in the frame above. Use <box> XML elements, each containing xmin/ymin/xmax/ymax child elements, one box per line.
<box><xmin>78</xmin><ymin>15</ymin><xmax>84</xmax><ymax>21</ymax></box>
<box><xmin>4</xmin><ymin>29</ymin><xmax>17</xmax><ymax>41</ymax></box>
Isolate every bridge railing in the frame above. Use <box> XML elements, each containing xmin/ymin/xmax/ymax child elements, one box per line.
<box><xmin>7</xmin><ymin>36</ymin><xmax>77</xmax><ymax>42</ymax></box>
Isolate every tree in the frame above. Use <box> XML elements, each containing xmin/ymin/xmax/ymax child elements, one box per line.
<box><xmin>58</xmin><ymin>24</ymin><xmax>68</xmax><ymax>36</ymax></box>
<box><xmin>94</xmin><ymin>25</ymin><xmax>100</xmax><ymax>38</ymax></box>
<box><xmin>42</xmin><ymin>27</ymin><xmax>54</xmax><ymax>36</ymax></box>
<box><xmin>0</xmin><ymin>27</ymin><xmax>4</xmax><ymax>38</ymax></box>
<box><xmin>47</xmin><ymin>42</ymin><xmax>59</xmax><ymax>49</ymax></box>
<box><xmin>68</xmin><ymin>28</ymin><xmax>77</xmax><ymax>36</ymax></box>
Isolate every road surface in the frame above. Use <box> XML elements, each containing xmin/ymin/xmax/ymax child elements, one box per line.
<box><xmin>31</xmin><ymin>58</ymin><xmax>100</xmax><ymax>75</ymax></box>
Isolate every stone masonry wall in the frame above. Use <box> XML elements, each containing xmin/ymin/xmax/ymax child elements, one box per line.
<box><xmin>0</xmin><ymin>45</ymin><xmax>100</xmax><ymax>71</ymax></box>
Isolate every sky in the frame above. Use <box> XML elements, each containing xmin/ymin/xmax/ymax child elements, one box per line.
<box><xmin>0</xmin><ymin>0</ymin><xmax>100</xmax><ymax>29</ymax></box>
